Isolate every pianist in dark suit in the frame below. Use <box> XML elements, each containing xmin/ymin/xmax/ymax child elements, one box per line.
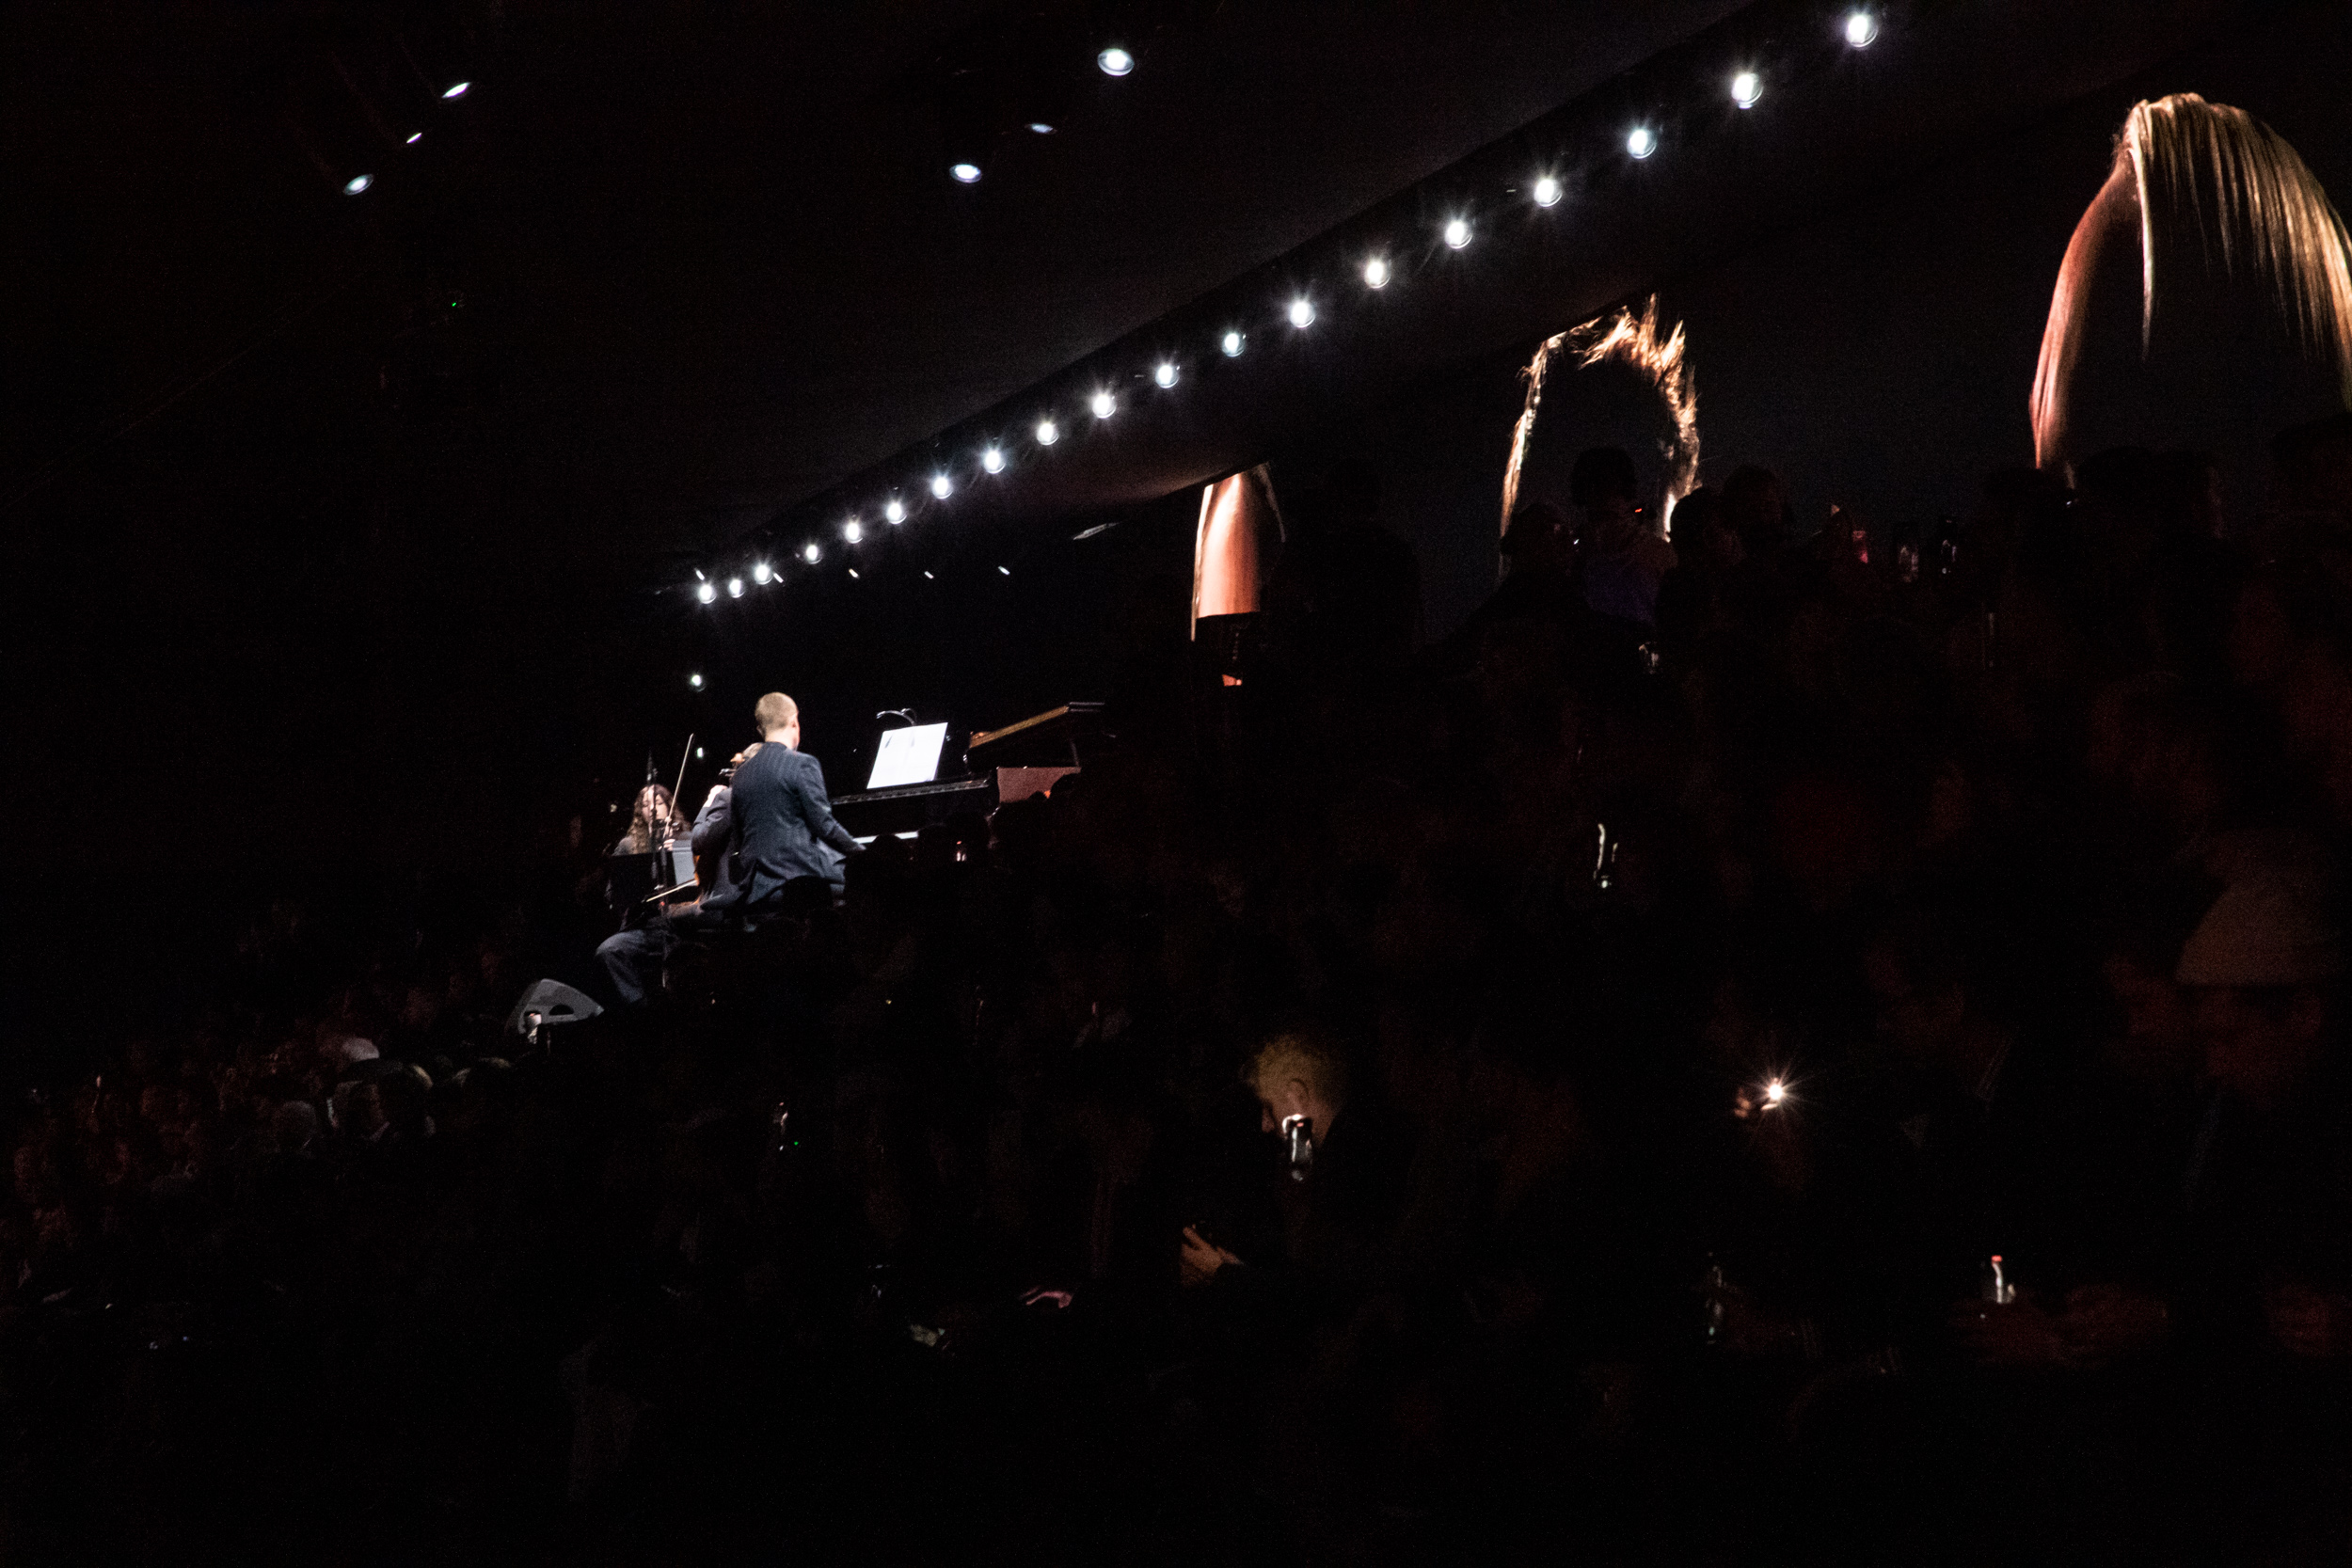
<box><xmin>703</xmin><ymin>691</ymin><xmax>862</xmax><ymax>921</ymax></box>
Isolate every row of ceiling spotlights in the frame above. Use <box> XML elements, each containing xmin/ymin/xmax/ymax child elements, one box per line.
<box><xmin>945</xmin><ymin>10</ymin><xmax>1879</xmax><ymax>184</ymax></box>
<box><xmin>698</xmin><ymin>8</ymin><xmax>1887</xmax><ymax>601</ymax></box>
<box><xmin>691</xmin><ymin>553</ymin><xmax>1011</xmax><ymax>603</ymax></box>
<box><xmin>342</xmin><ymin>80</ymin><xmax>473</xmax><ymax>195</ymax></box>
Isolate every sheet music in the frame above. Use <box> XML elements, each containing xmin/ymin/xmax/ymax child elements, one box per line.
<box><xmin>866</xmin><ymin>722</ymin><xmax>949</xmax><ymax>790</ymax></box>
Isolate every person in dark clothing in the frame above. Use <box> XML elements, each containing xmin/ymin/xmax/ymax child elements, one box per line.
<box><xmin>1181</xmin><ymin>1028</ymin><xmax>1411</xmax><ymax>1324</ymax></box>
<box><xmin>691</xmin><ymin>746</ymin><xmax>757</xmax><ymax>903</ymax></box>
<box><xmin>1260</xmin><ymin>462</ymin><xmax>1422</xmax><ymax>682</ymax></box>
<box><xmin>702</xmin><ymin>692</ymin><xmax>863</xmax><ymax>921</ymax></box>
<box><xmin>1570</xmin><ymin>446</ymin><xmax>1677</xmax><ymax>628</ymax></box>
<box><xmin>595</xmin><ymin>783</ymin><xmax>691</xmax><ymax>1007</ymax></box>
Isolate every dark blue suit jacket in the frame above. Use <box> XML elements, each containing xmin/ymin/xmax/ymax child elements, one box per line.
<box><xmin>706</xmin><ymin>744</ymin><xmax>859</xmax><ymax>914</ymax></box>
<box><xmin>690</xmin><ymin>785</ymin><xmax>737</xmax><ymax>903</ymax></box>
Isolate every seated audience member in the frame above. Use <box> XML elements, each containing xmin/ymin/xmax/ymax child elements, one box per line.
<box><xmin>1181</xmin><ymin>1028</ymin><xmax>1411</xmax><ymax>1330</ymax></box>
<box><xmin>2172</xmin><ymin>865</ymin><xmax>2352</xmax><ymax>1361</ymax></box>
<box><xmin>1722</xmin><ymin>463</ymin><xmax>1797</xmax><ymax>560</ymax></box>
<box><xmin>1569</xmin><ymin>446</ymin><xmax>1677</xmax><ymax>627</ymax></box>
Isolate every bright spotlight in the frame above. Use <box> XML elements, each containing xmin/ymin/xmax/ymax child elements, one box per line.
<box><xmin>982</xmin><ymin>445</ymin><xmax>1006</xmax><ymax>474</ymax></box>
<box><xmin>405</xmin><ymin>132</ymin><xmax>422</xmax><ymax>145</ymax></box>
<box><xmin>343</xmin><ymin>174</ymin><xmax>373</xmax><ymax>196</ymax></box>
<box><xmin>726</xmin><ymin>577</ymin><xmax>744</xmax><ymax>598</ymax></box>
<box><xmin>1027</xmin><ymin>122</ymin><xmax>1055</xmax><ymax>135</ymax></box>
<box><xmin>751</xmin><ymin>561</ymin><xmax>772</xmax><ymax>584</ymax></box>
<box><xmin>1731</xmin><ymin>70</ymin><xmax>1762</xmax><ymax>108</ymax></box>
<box><xmin>1035</xmin><ymin>418</ymin><xmax>1060</xmax><ymax>445</ymax></box>
<box><xmin>1844</xmin><ymin>9</ymin><xmax>1878</xmax><ymax>46</ymax></box>
<box><xmin>803</xmin><ymin>542</ymin><xmax>821</xmax><ymax>563</ymax></box>
<box><xmin>883</xmin><ymin>499</ymin><xmax>907</xmax><ymax>523</ymax></box>
<box><xmin>844</xmin><ymin>519</ymin><xmax>865</xmax><ymax>544</ymax></box>
<box><xmin>1443</xmin><ymin>217</ymin><xmax>1470</xmax><ymax>250</ymax></box>
<box><xmin>1363</xmin><ymin>257</ymin><xmax>1391</xmax><ymax>289</ymax></box>
<box><xmin>695</xmin><ymin>581</ymin><xmax>717</xmax><ymax>604</ymax></box>
<box><xmin>1533</xmin><ymin>175</ymin><xmax>1563</xmax><ymax>208</ymax></box>
<box><xmin>950</xmin><ymin>163</ymin><xmax>982</xmax><ymax>184</ymax></box>
<box><xmin>1097</xmin><ymin>46</ymin><xmax>1134</xmax><ymax>76</ymax></box>
<box><xmin>1288</xmin><ymin>298</ymin><xmax>1315</xmax><ymax>328</ymax></box>
<box><xmin>1221</xmin><ymin>330</ymin><xmax>1246</xmax><ymax>357</ymax></box>
<box><xmin>998</xmin><ymin>565</ymin><xmax>1011</xmax><ymax>576</ymax></box>
<box><xmin>930</xmin><ymin>473</ymin><xmax>953</xmax><ymax>499</ymax></box>
<box><xmin>1154</xmin><ymin>361</ymin><xmax>1179</xmax><ymax>388</ymax></box>
<box><xmin>690</xmin><ymin>673</ymin><xmax>705</xmax><ymax>689</ymax></box>
<box><xmin>1763</xmin><ymin>1079</ymin><xmax>1788</xmax><ymax>1107</ymax></box>
<box><xmin>1627</xmin><ymin>126</ymin><xmax>1658</xmax><ymax>159</ymax></box>
<box><xmin>443</xmin><ymin>81</ymin><xmax>471</xmax><ymax>99</ymax></box>
<box><xmin>1090</xmin><ymin>390</ymin><xmax>1116</xmax><ymax>420</ymax></box>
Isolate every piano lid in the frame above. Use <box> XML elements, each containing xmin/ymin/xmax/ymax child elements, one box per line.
<box><xmin>966</xmin><ymin>702</ymin><xmax>1104</xmax><ymax>766</ymax></box>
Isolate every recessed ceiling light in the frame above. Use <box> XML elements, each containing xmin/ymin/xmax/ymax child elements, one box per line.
<box><xmin>343</xmin><ymin>174</ymin><xmax>373</xmax><ymax>195</ymax></box>
<box><xmin>442</xmin><ymin>81</ymin><xmax>470</xmax><ymax>99</ymax></box>
<box><xmin>1443</xmin><ymin>217</ymin><xmax>1470</xmax><ymax>249</ymax></box>
<box><xmin>1097</xmin><ymin>46</ymin><xmax>1134</xmax><ymax>76</ymax></box>
<box><xmin>1627</xmin><ymin>125</ymin><xmax>1658</xmax><ymax>159</ymax></box>
<box><xmin>950</xmin><ymin>163</ymin><xmax>982</xmax><ymax>183</ymax></box>
<box><xmin>1533</xmin><ymin>175</ymin><xmax>1563</xmax><ymax>208</ymax></box>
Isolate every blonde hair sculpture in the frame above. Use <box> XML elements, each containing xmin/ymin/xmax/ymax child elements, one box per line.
<box><xmin>2032</xmin><ymin>93</ymin><xmax>2352</xmax><ymax>471</ymax></box>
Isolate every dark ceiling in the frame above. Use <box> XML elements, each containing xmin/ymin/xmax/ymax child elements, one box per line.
<box><xmin>3</xmin><ymin>0</ymin><xmax>1753</xmax><ymax>566</ymax></box>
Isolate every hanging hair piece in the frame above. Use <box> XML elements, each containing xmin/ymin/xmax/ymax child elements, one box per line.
<box><xmin>2033</xmin><ymin>93</ymin><xmax>2352</xmax><ymax>467</ymax></box>
<box><xmin>1500</xmin><ymin>294</ymin><xmax>1699</xmax><ymax>542</ymax></box>
<box><xmin>1500</xmin><ymin>330</ymin><xmax>1570</xmax><ymax>538</ymax></box>
<box><xmin>2126</xmin><ymin>95</ymin><xmax>2352</xmax><ymax>368</ymax></box>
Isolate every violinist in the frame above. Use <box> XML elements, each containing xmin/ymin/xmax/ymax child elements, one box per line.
<box><xmin>595</xmin><ymin>783</ymin><xmax>687</xmax><ymax>1007</ymax></box>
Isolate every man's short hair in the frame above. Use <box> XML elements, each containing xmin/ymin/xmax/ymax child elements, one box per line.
<box><xmin>754</xmin><ymin>692</ymin><xmax>799</xmax><ymax>733</ymax></box>
<box><xmin>1248</xmin><ymin>1028</ymin><xmax>1349</xmax><ymax>1106</ymax></box>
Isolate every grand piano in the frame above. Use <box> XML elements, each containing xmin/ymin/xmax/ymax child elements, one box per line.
<box><xmin>831</xmin><ymin>702</ymin><xmax>1104</xmax><ymax>839</ymax></box>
